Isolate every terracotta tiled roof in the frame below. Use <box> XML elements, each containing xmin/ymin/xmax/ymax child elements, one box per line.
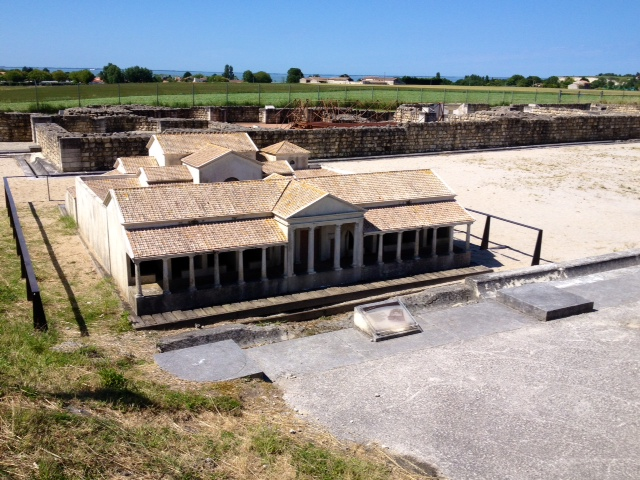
<box><xmin>302</xmin><ymin>169</ymin><xmax>454</xmax><ymax>206</ymax></box>
<box><xmin>293</xmin><ymin>168</ymin><xmax>339</xmax><ymax>179</ymax></box>
<box><xmin>113</xmin><ymin>180</ymin><xmax>289</xmax><ymax>225</ymax></box>
<box><xmin>272</xmin><ymin>181</ymin><xmax>328</xmax><ymax>218</ymax></box>
<box><xmin>83</xmin><ymin>177</ymin><xmax>142</xmax><ymax>202</ymax></box>
<box><xmin>364</xmin><ymin>201</ymin><xmax>474</xmax><ymax>233</ymax></box>
<box><xmin>264</xmin><ymin>173</ymin><xmax>288</xmax><ymax>181</ymax></box>
<box><xmin>261</xmin><ymin>141</ymin><xmax>310</xmax><ymax>155</ymax></box>
<box><xmin>154</xmin><ymin>133</ymin><xmax>258</xmax><ymax>155</ymax></box>
<box><xmin>262</xmin><ymin>160</ymin><xmax>294</xmax><ymax>176</ymax></box>
<box><xmin>116</xmin><ymin>156</ymin><xmax>159</xmax><ymax>174</ymax></box>
<box><xmin>126</xmin><ymin>218</ymin><xmax>287</xmax><ymax>259</ymax></box>
<box><xmin>140</xmin><ymin>165</ymin><xmax>193</xmax><ymax>184</ymax></box>
<box><xmin>181</xmin><ymin>144</ymin><xmax>232</xmax><ymax>167</ymax></box>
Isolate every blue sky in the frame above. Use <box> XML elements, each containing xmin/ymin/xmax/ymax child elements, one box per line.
<box><xmin>1</xmin><ymin>0</ymin><xmax>637</xmax><ymax>77</ymax></box>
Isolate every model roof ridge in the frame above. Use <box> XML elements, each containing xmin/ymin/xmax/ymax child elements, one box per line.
<box><xmin>262</xmin><ymin>140</ymin><xmax>311</xmax><ymax>154</ymax></box>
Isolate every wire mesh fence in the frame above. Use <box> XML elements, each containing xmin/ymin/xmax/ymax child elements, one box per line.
<box><xmin>1</xmin><ymin>83</ymin><xmax>638</xmax><ymax>112</ymax></box>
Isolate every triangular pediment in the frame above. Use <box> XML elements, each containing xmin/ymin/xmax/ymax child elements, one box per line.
<box><xmin>286</xmin><ymin>194</ymin><xmax>364</xmax><ymax>219</ymax></box>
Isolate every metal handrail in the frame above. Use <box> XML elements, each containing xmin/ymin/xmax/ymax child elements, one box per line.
<box><xmin>3</xmin><ymin>177</ymin><xmax>47</xmax><ymax>330</ymax></box>
<box><xmin>466</xmin><ymin>207</ymin><xmax>543</xmax><ymax>266</ymax></box>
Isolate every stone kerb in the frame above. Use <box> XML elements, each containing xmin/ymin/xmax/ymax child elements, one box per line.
<box><xmin>466</xmin><ymin>248</ymin><xmax>640</xmax><ymax>298</ymax></box>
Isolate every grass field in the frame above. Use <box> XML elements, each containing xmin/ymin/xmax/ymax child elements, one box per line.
<box><xmin>0</xmin><ymin>199</ymin><xmax>431</xmax><ymax>479</ymax></box>
<box><xmin>1</xmin><ymin>82</ymin><xmax>639</xmax><ymax>112</ymax></box>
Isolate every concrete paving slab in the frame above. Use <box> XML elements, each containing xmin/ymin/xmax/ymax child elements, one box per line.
<box><xmin>553</xmin><ymin>265</ymin><xmax>640</xmax><ymax>309</ymax></box>
<box><xmin>281</xmin><ymin>300</ymin><xmax>640</xmax><ymax>480</ymax></box>
<box><xmin>155</xmin><ymin>340</ymin><xmax>264</xmax><ymax>382</ymax></box>
<box><xmin>247</xmin><ymin>300</ymin><xmax>535</xmax><ymax>381</ymax></box>
<box><xmin>497</xmin><ymin>283</ymin><xmax>594</xmax><ymax>320</ymax></box>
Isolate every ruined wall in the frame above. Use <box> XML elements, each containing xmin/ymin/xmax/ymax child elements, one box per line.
<box><xmin>36</xmin><ymin>123</ymin><xmax>150</xmax><ymax>171</ymax></box>
<box><xmin>246</xmin><ymin>114</ymin><xmax>640</xmax><ymax>159</ymax></box>
<box><xmin>0</xmin><ymin>112</ymin><xmax>33</xmax><ymax>141</ymax></box>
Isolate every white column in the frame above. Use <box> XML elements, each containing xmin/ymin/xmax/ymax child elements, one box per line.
<box><xmin>414</xmin><ymin>229</ymin><xmax>420</xmax><ymax>259</ymax></box>
<box><xmin>214</xmin><ymin>252</ymin><xmax>221</xmax><ymax>287</ymax></box>
<box><xmin>333</xmin><ymin>224</ymin><xmax>342</xmax><ymax>271</ymax></box>
<box><xmin>377</xmin><ymin>233</ymin><xmax>384</xmax><ymax>265</ymax></box>
<box><xmin>134</xmin><ymin>261</ymin><xmax>142</xmax><ymax>297</ymax></box>
<box><xmin>261</xmin><ymin>247</ymin><xmax>268</xmax><ymax>281</ymax></box>
<box><xmin>448</xmin><ymin>226</ymin><xmax>454</xmax><ymax>255</ymax></box>
<box><xmin>396</xmin><ymin>231</ymin><xmax>403</xmax><ymax>263</ymax></box>
<box><xmin>465</xmin><ymin>224</ymin><xmax>471</xmax><ymax>252</ymax></box>
<box><xmin>431</xmin><ymin>227</ymin><xmax>438</xmax><ymax>257</ymax></box>
<box><xmin>237</xmin><ymin>250</ymin><xmax>245</xmax><ymax>284</ymax></box>
<box><xmin>307</xmin><ymin>226</ymin><xmax>316</xmax><ymax>274</ymax></box>
<box><xmin>353</xmin><ymin>220</ymin><xmax>364</xmax><ymax>268</ymax></box>
<box><xmin>188</xmin><ymin>255</ymin><xmax>196</xmax><ymax>292</ymax></box>
<box><xmin>162</xmin><ymin>258</ymin><xmax>171</xmax><ymax>294</ymax></box>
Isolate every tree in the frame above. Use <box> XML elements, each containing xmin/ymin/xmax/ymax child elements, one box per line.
<box><xmin>69</xmin><ymin>69</ymin><xmax>95</xmax><ymax>84</ymax></box>
<box><xmin>101</xmin><ymin>63</ymin><xmax>124</xmax><ymax>84</ymax></box>
<box><xmin>286</xmin><ymin>67</ymin><xmax>304</xmax><ymax>83</ymax></box>
<box><xmin>182</xmin><ymin>71</ymin><xmax>192</xmax><ymax>79</ymax></box>
<box><xmin>27</xmin><ymin>69</ymin><xmax>53</xmax><ymax>83</ymax></box>
<box><xmin>253</xmin><ymin>71</ymin><xmax>272</xmax><ymax>83</ymax></box>
<box><xmin>3</xmin><ymin>70</ymin><xmax>26</xmax><ymax>83</ymax></box>
<box><xmin>51</xmin><ymin>70</ymin><xmax>69</xmax><ymax>82</ymax></box>
<box><xmin>243</xmin><ymin>70</ymin><xmax>255</xmax><ymax>83</ymax></box>
<box><xmin>222</xmin><ymin>64</ymin><xmax>235</xmax><ymax>80</ymax></box>
<box><xmin>208</xmin><ymin>75</ymin><xmax>229</xmax><ymax>82</ymax></box>
<box><xmin>505</xmin><ymin>74</ymin><xmax>525</xmax><ymax>86</ymax></box>
<box><xmin>559</xmin><ymin>77</ymin><xmax>575</xmax><ymax>89</ymax></box>
<box><xmin>542</xmin><ymin>76</ymin><xmax>559</xmax><ymax>88</ymax></box>
<box><xmin>124</xmin><ymin>66</ymin><xmax>154</xmax><ymax>83</ymax></box>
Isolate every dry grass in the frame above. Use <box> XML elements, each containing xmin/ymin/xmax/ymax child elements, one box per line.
<box><xmin>0</xmin><ymin>201</ymin><xmax>437</xmax><ymax>479</ymax></box>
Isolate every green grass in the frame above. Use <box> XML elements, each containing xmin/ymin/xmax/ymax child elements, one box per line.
<box><xmin>0</xmin><ymin>203</ymin><xmax>419</xmax><ymax>479</ymax></box>
<box><xmin>1</xmin><ymin>82</ymin><xmax>638</xmax><ymax>112</ymax></box>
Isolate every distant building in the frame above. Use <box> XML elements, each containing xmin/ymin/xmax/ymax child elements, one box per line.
<box><xmin>361</xmin><ymin>77</ymin><xmax>403</xmax><ymax>86</ymax></box>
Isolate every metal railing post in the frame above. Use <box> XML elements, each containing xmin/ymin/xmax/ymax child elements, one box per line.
<box><xmin>532</xmin><ymin>230</ymin><xmax>543</xmax><ymax>266</ymax></box>
<box><xmin>480</xmin><ymin>216</ymin><xmax>491</xmax><ymax>250</ymax></box>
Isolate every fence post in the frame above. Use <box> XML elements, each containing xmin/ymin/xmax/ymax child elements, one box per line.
<box><xmin>443</xmin><ymin>88</ymin><xmax>447</xmax><ymax>103</ymax></box>
<box><xmin>558</xmin><ymin>90</ymin><xmax>562</xmax><ymax>103</ymax></box>
<box><xmin>486</xmin><ymin>90</ymin><xmax>490</xmax><ymax>105</ymax></box>
<box><xmin>577</xmin><ymin>90</ymin><xmax>581</xmax><ymax>103</ymax></box>
<box><xmin>225</xmin><ymin>82</ymin><xmax>229</xmax><ymax>105</ymax></box>
<box><xmin>32</xmin><ymin>292</ymin><xmax>47</xmax><ymax>331</ymax></box>
<box><xmin>465</xmin><ymin>90</ymin><xmax>469</xmax><ymax>103</ymax></box>
<box><xmin>34</xmin><ymin>83</ymin><xmax>39</xmax><ymax>110</ymax></box>
<box><xmin>317</xmin><ymin>85</ymin><xmax>320</xmax><ymax>102</ymax></box>
<box><xmin>534</xmin><ymin>89</ymin><xmax>538</xmax><ymax>103</ymax></box>
<box><xmin>600</xmin><ymin>90</ymin><xmax>604</xmax><ymax>102</ymax></box>
<box><xmin>480</xmin><ymin>216</ymin><xmax>491</xmax><ymax>250</ymax></box>
<box><xmin>396</xmin><ymin>87</ymin><xmax>399</xmax><ymax>103</ymax></box>
<box><xmin>502</xmin><ymin>91</ymin><xmax>506</xmax><ymax>104</ymax></box>
<box><xmin>288</xmin><ymin>84</ymin><xmax>291</xmax><ymax>103</ymax></box>
<box><xmin>531</xmin><ymin>230</ymin><xmax>543</xmax><ymax>266</ymax></box>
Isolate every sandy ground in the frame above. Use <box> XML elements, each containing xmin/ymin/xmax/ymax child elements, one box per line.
<box><xmin>322</xmin><ymin>141</ymin><xmax>640</xmax><ymax>270</ymax></box>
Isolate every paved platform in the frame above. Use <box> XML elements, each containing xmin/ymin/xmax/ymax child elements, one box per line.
<box><xmin>155</xmin><ymin>263</ymin><xmax>640</xmax><ymax>479</ymax></box>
